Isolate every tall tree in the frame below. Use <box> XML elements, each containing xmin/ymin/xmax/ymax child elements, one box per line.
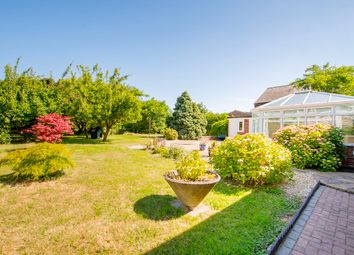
<box><xmin>0</xmin><ymin>60</ymin><xmax>58</xmax><ymax>136</ymax></box>
<box><xmin>125</xmin><ymin>98</ymin><xmax>170</xmax><ymax>134</ymax></box>
<box><xmin>57</xmin><ymin>65</ymin><xmax>143</xmax><ymax>141</ymax></box>
<box><xmin>294</xmin><ymin>63</ymin><xmax>354</xmax><ymax>95</ymax></box>
<box><xmin>170</xmin><ymin>91</ymin><xmax>207</xmax><ymax>140</ymax></box>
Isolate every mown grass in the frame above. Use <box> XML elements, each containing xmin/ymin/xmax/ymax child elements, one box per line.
<box><xmin>0</xmin><ymin>135</ymin><xmax>300</xmax><ymax>254</ymax></box>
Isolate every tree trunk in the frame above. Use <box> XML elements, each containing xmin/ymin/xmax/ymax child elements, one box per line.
<box><xmin>103</xmin><ymin>127</ymin><xmax>110</xmax><ymax>142</ymax></box>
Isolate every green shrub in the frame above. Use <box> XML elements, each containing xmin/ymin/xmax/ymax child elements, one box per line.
<box><xmin>146</xmin><ymin>137</ymin><xmax>166</xmax><ymax>150</ymax></box>
<box><xmin>176</xmin><ymin>151</ymin><xmax>209</xmax><ymax>181</ymax></box>
<box><xmin>210</xmin><ymin>119</ymin><xmax>227</xmax><ymax>136</ymax></box>
<box><xmin>273</xmin><ymin>124</ymin><xmax>345</xmax><ymax>172</ymax></box>
<box><xmin>211</xmin><ymin>134</ymin><xmax>293</xmax><ymax>186</ymax></box>
<box><xmin>0</xmin><ymin>143</ymin><xmax>74</xmax><ymax>180</ymax></box>
<box><xmin>164</xmin><ymin>128</ymin><xmax>178</xmax><ymax>140</ymax></box>
<box><xmin>0</xmin><ymin>129</ymin><xmax>11</xmax><ymax>144</ymax></box>
<box><xmin>154</xmin><ymin>146</ymin><xmax>185</xmax><ymax>160</ymax></box>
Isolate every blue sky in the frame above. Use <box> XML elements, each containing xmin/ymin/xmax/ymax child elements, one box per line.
<box><xmin>1</xmin><ymin>0</ymin><xmax>354</xmax><ymax>112</ymax></box>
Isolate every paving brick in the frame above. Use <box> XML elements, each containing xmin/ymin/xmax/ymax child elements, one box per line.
<box><xmin>272</xmin><ymin>186</ymin><xmax>354</xmax><ymax>255</ymax></box>
<box><xmin>332</xmin><ymin>245</ymin><xmax>345</xmax><ymax>255</ymax></box>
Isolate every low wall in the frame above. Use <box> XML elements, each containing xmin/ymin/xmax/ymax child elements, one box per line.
<box><xmin>343</xmin><ymin>145</ymin><xmax>354</xmax><ymax>168</ymax></box>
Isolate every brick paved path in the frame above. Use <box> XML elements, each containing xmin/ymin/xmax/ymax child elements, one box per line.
<box><xmin>274</xmin><ymin>185</ymin><xmax>354</xmax><ymax>255</ymax></box>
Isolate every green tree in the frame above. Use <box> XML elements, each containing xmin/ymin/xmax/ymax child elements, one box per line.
<box><xmin>57</xmin><ymin>65</ymin><xmax>143</xmax><ymax>141</ymax></box>
<box><xmin>294</xmin><ymin>63</ymin><xmax>354</xmax><ymax>95</ymax></box>
<box><xmin>125</xmin><ymin>98</ymin><xmax>170</xmax><ymax>134</ymax></box>
<box><xmin>170</xmin><ymin>91</ymin><xmax>207</xmax><ymax>140</ymax></box>
<box><xmin>57</xmin><ymin>65</ymin><xmax>99</xmax><ymax>137</ymax></box>
<box><xmin>210</xmin><ymin>119</ymin><xmax>228</xmax><ymax>136</ymax></box>
<box><xmin>204</xmin><ymin>112</ymin><xmax>228</xmax><ymax>135</ymax></box>
<box><xmin>0</xmin><ymin>60</ymin><xmax>58</xmax><ymax>139</ymax></box>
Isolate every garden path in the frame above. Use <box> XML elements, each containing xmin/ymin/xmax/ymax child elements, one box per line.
<box><xmin>273</xmin><ymin>185</ymin><xmax>354</xmax><ymax>255</ymax></box>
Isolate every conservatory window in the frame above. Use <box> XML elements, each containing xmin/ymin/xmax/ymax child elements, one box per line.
<box><xmin>306</xmin><ymin>115</ymin><xmax>333</xmax><ymax>125</ymax></box>
<box><xmin>283</xmin><ymin>117</ymin><xmax>298</xmax><ymax>127</ymax></box>
<box><xmin>335</xmin><ymin>115</ymin><xmax>354</xmax><ymax>144</ymax></box>
<box><xmin>263</xmin><ymin>111</ymin><xmax>281</xmax><ymax>117</ymax></box>
<box><xmin>264</xmin><ymin>118</ymin><xmax>281</xmax><ymax>137</ymax></box>
<box><xmin>307</xmin><ymin>107</ymin><xmax>332</xmax><ymax>115</ymax></box>
<box><xmin>306</xmin><ymin>116</ymin><xmax>316</xmax><ymax>125</ymax></box>
<box><xmin>335</xmin><ymin>104</ymin><xmax>354</xmax><ymax>115</ymax></box>
<box><xmin>252</xmin><ymin>118</ymin><xmax>261</xmax><ymax>133</ymax></box>
<box><xmin>283</xmin><ymin>109</ymin><xmax>304</xmax><ymax>116</ymax></box>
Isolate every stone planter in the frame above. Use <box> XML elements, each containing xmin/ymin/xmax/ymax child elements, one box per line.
<box><xmin>164</xmin><ymin>170</ymin><xmax>221</xmax><ymax>211</ymax></box>
<box><xmin>199</xmin><ymin>144</ymin><xmax>207</xmax><ymax>151</ymax></box>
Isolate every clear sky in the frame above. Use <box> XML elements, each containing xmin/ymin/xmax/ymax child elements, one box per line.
<box><xmin>1</xmin><ymin>0</ymin><xmax>354</xmax><ymax>112</ymax></box>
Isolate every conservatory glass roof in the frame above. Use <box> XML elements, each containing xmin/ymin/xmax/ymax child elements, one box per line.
<box><xmin>257</xmin><ymin>91</ymin><xmax>354</xmax><ymax>109</ymax></box>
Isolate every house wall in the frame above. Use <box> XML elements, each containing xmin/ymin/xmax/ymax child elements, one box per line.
<box><xmin>228</xmin><ymin>118</ymin><xmax>251</xmax><ymax>137</ymax></box>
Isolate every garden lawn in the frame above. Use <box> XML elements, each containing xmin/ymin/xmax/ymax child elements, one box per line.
<box><xmin>0</xmin><ymin>135</ymin><xmax>300</xmax><ymax>255</ymax></box>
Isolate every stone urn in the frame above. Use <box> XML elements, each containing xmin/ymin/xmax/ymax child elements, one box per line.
<box><xmin>164</xmin><ymin>170</ymin><xmax>220</xmax><ymax>211</ymax></box>
<box><xmin>199</xmin><ymin>143</ymin><xmax>207</xmax><ymax>151</ymax></box>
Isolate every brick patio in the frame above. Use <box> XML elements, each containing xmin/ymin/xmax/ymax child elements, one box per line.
<box><xmin>274</xmin><ymin>185</ymin><xmax>354</xmax><ymax>255</ymax></box>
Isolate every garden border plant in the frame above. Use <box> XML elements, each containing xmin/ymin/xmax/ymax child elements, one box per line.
<box><xmin>273</xmin><ymin>123</ymin><xmax>345</xmax><ymax>172</ymax></box>
<box><xmin>0</xmin><ymin>143</ymin><xmax>74</xmax><ymax>181</ymax></box>
<box><xmin>211</xmin><ymin>133</ymin><xmax>293</xmax><ymax>186</ymax></box>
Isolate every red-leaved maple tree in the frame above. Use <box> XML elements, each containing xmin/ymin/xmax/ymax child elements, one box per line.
<box><xmin>24</xmin><ymin>113</ymin><xmax>74</xmax><ymax>143</ymax></box>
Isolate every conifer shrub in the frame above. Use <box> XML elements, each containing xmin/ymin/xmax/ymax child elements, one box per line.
<box><xmin>273</xmin><ymin>124</ymin><xmax>345</xmax><ymax>172</ymax></box>
<box><xmin>0</xmin><ymin>143</ymin><xmax>74</xmax><ymax>180</ymax></box>
<box><xmin>170</xmin><ymin>91</ymin><xmax>207</xmax><ymax>140</ymax></box>
<box><xmin>211</xmin><ymin>134</ymin><xmax>293</xmax><ymax>186</ymax></box>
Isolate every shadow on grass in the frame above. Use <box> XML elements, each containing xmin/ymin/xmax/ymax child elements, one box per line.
<box><xmin>0</xmin><ymin>171</ymin><xmax>64</xmax><ymax>186</ymax></box>
<box><xmin>134</xmin><ymin>195</ymin><xmax>184</xmax><ymax>221</ymax></box>
<box><xmin>144</xmin><ymin>189</ymin><xmax>298</xmax><ymax>255</ymax></box>
<box><xmin>62</xmin><ymin>136</ymin><xmax>106</xmax><ymax>145</ymax></box>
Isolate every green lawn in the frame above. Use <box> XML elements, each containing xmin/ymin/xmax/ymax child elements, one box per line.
<box><xmin>0</xmin><ymin>135</ymin><xmax>299</xmax><ymax>255</ymax></box>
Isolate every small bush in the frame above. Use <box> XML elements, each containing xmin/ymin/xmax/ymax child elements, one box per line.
<box><xmin>273</xmin><ymin>124</ymin><xmax>345</xmax><ymax>172</ymax></box>
<box><xmin>176</xmin><ymin>151</ymin><xmax>209</xmax><ymax>181</ymax></box>
<box><xmin>211</xmin><ymin>134</ymin><xmax>293</xmax><ymax>186</ymax></box>
<box><xmin>0</xmin><ymin>143</ymin><xmax>74</xmax><ymax>180</ymax></box>
<box><xmin>164</xmin><ymin>128</ymin><xmax>178</xmax><ymax>140</ymax></box>
<box><xmin>24</xmin><ymin>113</ymin><xmax>74</xmax><ymax>143</ymax></box>
<box><xmin>146</xmin><ymin>137</ymin><xmax>166</xmax><ymax>150</ymax></box>
<box><xmin>154</xmin><ymin>146</ymin><xmax>185</xmax><ymax>160</ymax></box>
<box><xmin>0</xmin><ymin>129</ymin><xmax>11</xmax><ymax>144</ymax></box>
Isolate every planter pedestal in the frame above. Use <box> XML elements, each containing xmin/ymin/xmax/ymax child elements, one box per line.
<box><xmin>164</xmin><ymin>171</ymin><xmax>220</xmax><ymax>211</ymax></box>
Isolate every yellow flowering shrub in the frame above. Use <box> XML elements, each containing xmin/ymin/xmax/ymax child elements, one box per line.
<box><xmin>211</xmin><ymin>134</ymin><xmax>292</xmax><ymax>186</ymax></box>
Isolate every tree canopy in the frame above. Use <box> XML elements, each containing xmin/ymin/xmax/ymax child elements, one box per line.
<box><xmin>124</xmin><ymin>98</ymin><xmax>170</xmax><ymax>134</ymax></box>
<box><xmin>0</xmin><ymin>61</ymin><xmax>144</xmax><ymax>142</ymax></box>
<box><xmin>294</xmin><ymin>63</ymin><xmax>354</xmax><ymax>95</ymax></box>
<box><xmin>170</xmin><ymin>91</ymin><xmax>207</xmax><ymax>140</ymax></box>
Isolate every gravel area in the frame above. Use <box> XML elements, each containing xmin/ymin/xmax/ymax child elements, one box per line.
<box><xmin>281</xmin><ymin>169</ymin><xmax>318</xmax><ymax>199</ymax></box>
<box><xmin>281</xmin><ymin>168</ymin><xmax>354</xmax><ymax>199</ymax></box>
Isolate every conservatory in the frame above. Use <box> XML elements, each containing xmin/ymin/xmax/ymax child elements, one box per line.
<box><xmin>251</xmin><ymin>91</ymin><xmax>354</xmax><ymax>145</ymax></box>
